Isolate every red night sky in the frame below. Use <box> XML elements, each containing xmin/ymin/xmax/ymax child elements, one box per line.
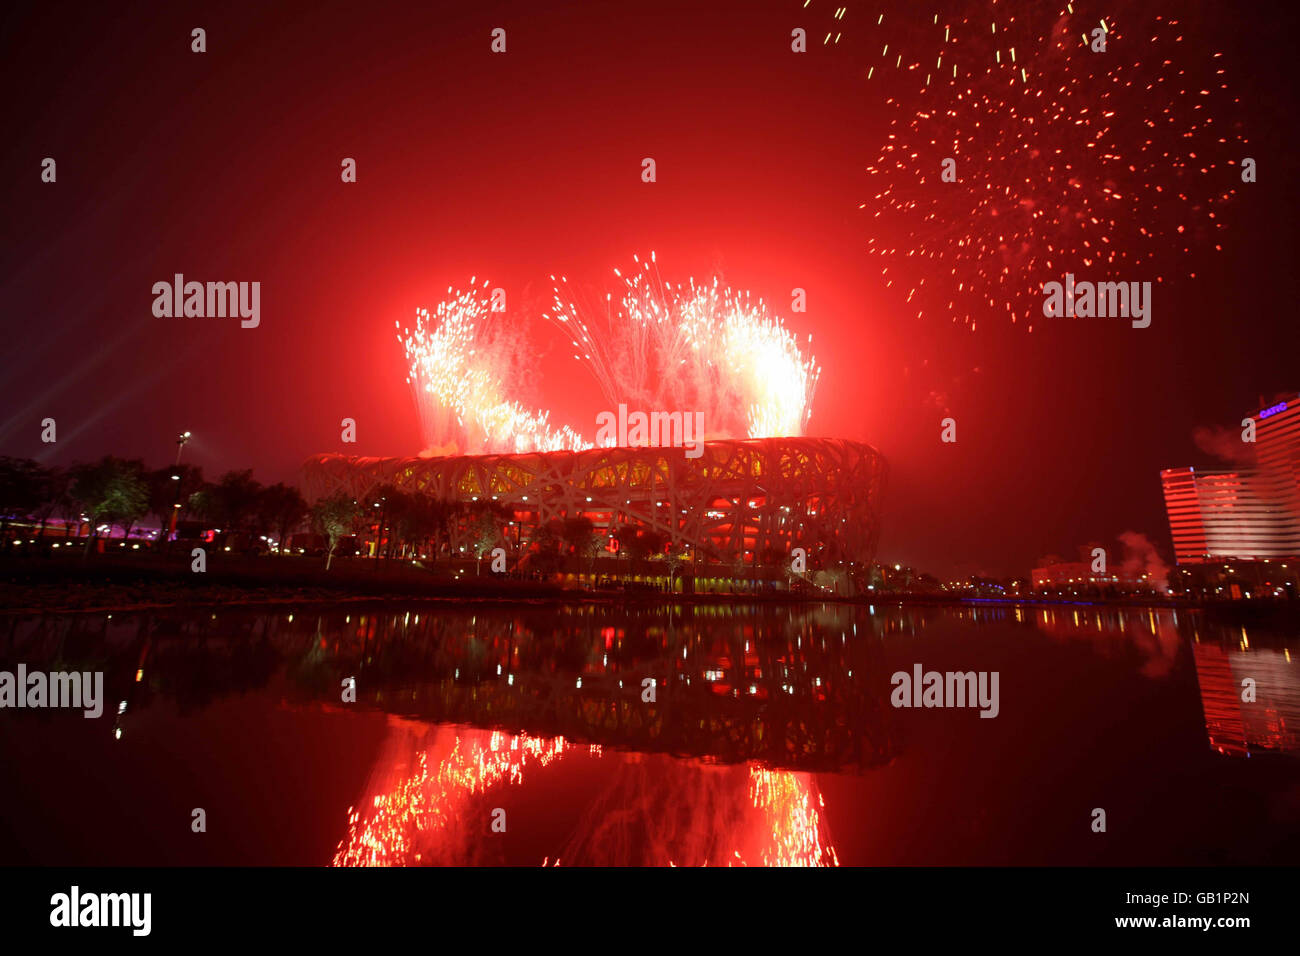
<box><xmin>2</xmin><ymin>0</ymin><xmax>1297</xmax><ymax>577</ymax></box>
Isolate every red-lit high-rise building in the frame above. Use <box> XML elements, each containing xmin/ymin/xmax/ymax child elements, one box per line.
<box><xmin>1161</xmin><ymin>393</ymin><xmax>1300</xmax><ymax>564</ymax></box>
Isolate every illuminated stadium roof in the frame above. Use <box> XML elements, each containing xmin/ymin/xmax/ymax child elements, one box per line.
<box><xmin>303</xmin><ymin>437</ymin><xmax>886</xmax><ymax>568</ymax></box>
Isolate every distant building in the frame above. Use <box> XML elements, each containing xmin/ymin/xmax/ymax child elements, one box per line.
<box><xmin>1159</xmin><ymin>467</ymin><xmax>1282</xmax><ymax>562</ymax></box>
<box><xmin>1257</xmin><ymin>395</ymin><xmax>1300</xmax><ymax>549</ymax></box>
<box><xmin>1030</xmin><ymin>561</ymin><xmax>1146</xmax><ymax>590</ymax></box>
<box><xmin>1161</xmin><ymin>393</ymin><xmax>1300</xmax><ymax>564</ymax></box>
<box><xmin>1031</xmin><ymin>562</ymin><xmax>1091</xmax><ymax>587</ymax></box>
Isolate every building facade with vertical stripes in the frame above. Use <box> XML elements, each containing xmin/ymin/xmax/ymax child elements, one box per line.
<box><xmin>1256</xmin><ymin>394</ymin><xmax>1300</xmax><ymax>551</ymax></box>
<box><xmin>1161</xmin><ymin>393</ymin><xmax>1300</xmax><ymax>564</ymax></box>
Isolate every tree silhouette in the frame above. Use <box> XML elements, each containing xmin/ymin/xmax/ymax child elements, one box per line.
<box><xmin>562</xmin><ymin>515</ymin><xmax>603</xmax><ymax>575</ymax></box>
<box><xmin>206</xmin><ymin>470</ymin><xmax>264</xmax><ymax>533</ymax></box>
<box><xmin>257</xmin><ymin>483</ymin><xmax>309</xmax><ymax>555</ymax></box>
<box><xmin>311</xmin><ymin>492</ymin><xmax>359</xmax><ymax>570</ymax></box>
<box><xmin>0</xmin><ymin>457</ymin><xmax>54</xmax><ymax>547</ymax></box>
<box><xmin>68</xmin><ymin>457</ymin><xmax>148</xmax><ymax>554</ymax></box>
<box><xmin>470</xmin><ymin>505</ymin><xmax>503</xmax><ymax>574</ymax></box>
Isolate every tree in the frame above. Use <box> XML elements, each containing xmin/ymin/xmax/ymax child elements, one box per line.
<box><xmin>427</xmin><ymin>498</ymin><xmax>456</xmax><ymax>562</ymax></box>
<box><xmin>613</xmin><ymin>523</ymin><xmax>641</xmax><ymax>561</ymax></box>
<box><xmin>54</xmin><ymin>476</ymin><xmax>84</xmax><ymax>537</ymax></box>
<box><xmin>257</xmin><ymin>483</ymin><xmax>309</xmax><ymax>554</ymax></box>
<box><xmin>146</xmin><ymin>467</ymin><xmax>173</xmax><ymax>532</ymax></box>
<box><xmin>662</xmin><ymin>550</ymin><xmax>686</xmax><ymax>592</ymax></box>
<box><xmin>560</xmin><ymin>515</ymin><xmax>602</xmax><ymax>578</ymax></box>
<box><xmin>560</xmin><ymin>515</ymin><xmax>594</xmax><ymax>554</ymax></box>
<box><xmin>311</xmin><ymin>492</ymin><xmax>359</xmax><ymax>570</ymax></box>
<box><xmin>207</xmin><ymin>470</ymin><xmax>264</xmax><ymax>533</ymax></box>
<box><xmin>0</xmin><ymin>456</ymin><xmax>46</xmax><ymax>547</ymax></box>
<box><xmin>395</xmin><ymin>494</ymin><xmax>439</xmax><ymax>562</ymax></box>
<box><xmin>363</xmin><ymin>484</ymin><xmax>404</xmax><ymax>561</ymax></box>
<box><xmin>68</xmin><ymin>457</ymin><xmax>148</xmax><ymax>555</ymax></box>
<box><xmin>467</xmin><ymin>510</ymin><xmax>496</xmax><ymax>574</ymax></box>
<box><xmin>30</xmin><ymin>466</ymin><xmax>70</xmax><ymax>541</ymax></box>
<box><xmin>731</xmin><ymin>556</ymin><xmax>746</xmax><ymax>590</ymax></box>
<box><xmin>622</xmin><ymin>527</ymin><xmax>665</xmax><ymax>563</ymax></box>
<box><xmin>147</xmin><ymin>464</ymin><xmax>205</xmax><ymax>543</ymax></box>
<box><xmin>525</xmin><ymin>519</ymin><xmax>564</xmax><ymax>577</ymax></box>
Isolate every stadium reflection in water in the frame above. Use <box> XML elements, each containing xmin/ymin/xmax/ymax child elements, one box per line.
<box><xmin>1</xmin><ymin>602</ymin><xmax>1297</xmax><ymax>866</ymax></box>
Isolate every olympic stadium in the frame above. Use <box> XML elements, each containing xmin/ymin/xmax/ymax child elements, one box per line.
<box><xmin>302</xmin><ymin>437</ymin><xmax>886</xmax><ymax>591</ymax></box>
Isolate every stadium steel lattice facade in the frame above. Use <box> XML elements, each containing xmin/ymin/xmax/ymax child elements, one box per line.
<box><xmin>302</xmin><ymin>437</ymin><xmax>886</xmax><ymax>572</ymax></box>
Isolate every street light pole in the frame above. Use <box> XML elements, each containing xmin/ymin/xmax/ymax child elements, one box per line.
<box><xmin>373</xmin><ymin>498</ymin><xmax>386</xmax><ymax>567</ymax></box>
<box><xmin>174</xmin><ymin>431</ymin><xmax>191</xmax><ymax>467</ymax></box>
<box><xmin>166</xmin><ymin>431</ymin><xmax>192</xmax><ymax>548</ymax></box>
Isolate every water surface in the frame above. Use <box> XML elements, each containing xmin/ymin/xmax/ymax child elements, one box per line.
<box><xmin>1</xmin><ymin>602</ymin><xmax>1296</xmax><ymax>866</ymax></box>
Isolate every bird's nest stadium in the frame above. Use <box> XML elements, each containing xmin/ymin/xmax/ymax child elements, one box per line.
<box><xmin>302</xmin><ymin>437</ymin><xmax>886</xmax><ymax>588</ymax></box>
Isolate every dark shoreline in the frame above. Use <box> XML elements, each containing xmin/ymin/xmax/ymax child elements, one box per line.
<box><xmin>3</xmin><ymin>555</ymin><xmax>1297</xmax><ymax>630</ymax></box>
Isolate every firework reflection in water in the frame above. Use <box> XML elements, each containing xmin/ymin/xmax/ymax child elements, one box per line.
<box><xmin>333</xmin><ymin>720</ymin><xmax>837</xmax><ymax>866</ymax></box>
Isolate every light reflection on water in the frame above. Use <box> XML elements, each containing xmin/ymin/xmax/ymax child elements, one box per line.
<box><xmin>1</xmin><ymin>601</ymin><xmax>1296</xmax><ymax>865</ymax></box>
<box><xmin>331</xmin><ymin>723</ymin><xmax>837</xmax><ymax>867</ymax></box>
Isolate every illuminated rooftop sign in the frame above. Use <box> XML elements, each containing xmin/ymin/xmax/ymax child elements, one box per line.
<box><xmin>1259</xmin><ymin>401</ymin><xmax>1288</xmax><ymax>419</ymax></box>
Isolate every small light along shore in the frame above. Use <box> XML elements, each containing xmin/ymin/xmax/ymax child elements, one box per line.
<box><xmin>2</xmin><ymin>553</ymin><xmax>1296</xmax><ymax>633</ymax></box>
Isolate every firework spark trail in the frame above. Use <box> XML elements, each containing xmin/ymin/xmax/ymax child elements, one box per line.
<box><xmin>547</xmin><ymin>253</ymin><xmax>821</xmax><ymax>441</ymax></box>
<box><xmin>858</xmin><ymin>2</ymin><xmax>1244</xmax><ymax>330</ymax></box>
<box><xmin>398</xmin><ymin>281</ymin><xmax>589</xmax><ymax>456</ymax></box>
<box><xmin>802</xmin><ymin>0</ymin><xmax>848</xmax><ymax>47</ymax></box>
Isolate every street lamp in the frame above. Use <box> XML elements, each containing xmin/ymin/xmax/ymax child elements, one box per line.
<box><xmin>166</xmin><ymin>431</ymin><xmax>193</xmax><ymax>546</ymax></box>
<box><xmin>373</xmin><ymin>497</ymin><xmax>386</xmax><ymax>565</ymax></box>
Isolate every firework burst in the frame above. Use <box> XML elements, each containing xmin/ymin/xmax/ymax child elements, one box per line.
<box><xmin>399</xmin><ymin>281</ymin><xmax>588</xmax><ymax>456</ymax></box>
<box><xmin>401</xmin><ymin>260</ymin><xmax>820</xmax><ymax>457</ymax></box>
<box><xmin>547</xmin><ymin>253</ymin><xmax>820</xmax><ymax>441</ymax></box>
<box><xmin>859</xmin><ymin>2</ymin><xmax>1245</xmax><ymax>329</ymax></box>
